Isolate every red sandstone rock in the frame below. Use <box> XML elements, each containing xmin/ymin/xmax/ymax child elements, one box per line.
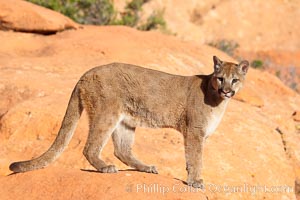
<box><xmin>0</xmin><ymin>0</ymin><xmax>79</xmax><ymax>33</ymax></box>
<box><xmin>0</xmin><ymin>167</ymin><xmax>208</xmax><ymax>200</ymax></box>
<box><xmin>0</xmin><ymin>2</ymin><xmax>299</xmax><ymax>200</ymax></box>
<box><xmin>293</xmin><ymin>111</ymin><xmax>300</xmax><ymax>122</ymax></box>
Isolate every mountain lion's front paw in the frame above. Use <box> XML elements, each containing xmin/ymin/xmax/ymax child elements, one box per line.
<box><xmin>146</xmin><ymin>165</ymin><xmax>158</xmax><ymax>174</ymax></box>
<box><xmin>100</xmin><ymin>165</ymin><xmax>118</xmax><ymax>173</ymax></box>
<box><xmin>187</xmin><ymin>179</ymin><xmax>204</xmax><ymax>188</ymax></box>
<box><xmin>140</xmin><ymin>165</ymin><xmax>158</xmax><ymax>174</ymax></box>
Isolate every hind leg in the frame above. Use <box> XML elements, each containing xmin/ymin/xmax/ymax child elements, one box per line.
<box><xmin>83</xmin><ymin>111</ymin><xmax>123</xmax><ymax>173</ymax></box>
<box><xmin>112</xmin><ymin>123</ymin><xmax>158</xmax><ymax>174</ymax></box>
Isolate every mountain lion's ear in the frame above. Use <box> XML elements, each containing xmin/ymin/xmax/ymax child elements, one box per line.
<box><xmin>238</xmin><ymin>60</ymin><xmax>249</xmax><ymax>75</ymax></box>
<box><xmin>213</xmin><ymin>55</ymin><xmax>222</xmax><ymax>73</ymax></box>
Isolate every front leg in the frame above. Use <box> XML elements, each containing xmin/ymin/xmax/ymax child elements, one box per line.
<box><xmin>184</xmin><ymin>128</ymin><xmax>205</xmax><ymax>188</ymax></box>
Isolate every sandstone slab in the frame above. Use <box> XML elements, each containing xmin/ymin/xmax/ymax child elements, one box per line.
<box><xmin>0</xmin><ymin>0</ymin><xmax>79</xmax><ymax>34</ymax></box>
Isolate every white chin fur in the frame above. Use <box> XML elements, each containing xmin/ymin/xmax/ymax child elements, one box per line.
<box><xmin>220</xmin><ymin>93</ymin><xmax>232</xmax><ymax>99</ymax></box>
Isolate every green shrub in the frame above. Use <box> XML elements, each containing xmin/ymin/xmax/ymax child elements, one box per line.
<box><xmin>251</xmin><ymin>59</ymin><xmax>264</xmax><ymax>69</ymax></box>
<box><xmin>27</xmin><ymin>0</ymin><xmax>166</xmax><ymax>31</ymax></box>
<box><xmin>111</xmin><ymin>0</ymin><xmax>143</xmax><ymax>27</ymax></box>
<box><xmin>275</xmin><ymin>70</ymin><xmax>281</xmax><ymax>78</ymax></box>
<box><xmin>112</xmin><ymin>0</ymin><xmax>164</xmax><ymax>29</ymax></box>
<box><xmin>138</xmin><ymin>10</ymin><xmax>166</xmax><ymax>31</ymax></box>
<box><xmin>27</xmin><ymin>0</ymin><xmax>116</xmax><ymax>25</ymax></box>
<box><xmin>112</xmin><ymin>11</ymin><xmax>139</xmax><ymax>27</ymax></box>
<box><xmin>208</xmin><ymin>39</ymin><xmax>239</xmax><ymax>56</ymax></box>
<box><xmin>126</xmin><ymin>0</ymin><xmax>149</xmax><ymax>11</ymax></box>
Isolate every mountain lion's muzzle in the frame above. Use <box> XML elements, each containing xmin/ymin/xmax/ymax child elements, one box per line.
<box><xmin>218</xmin><ymin>88</ymin><xmax>235</xmax><ymax>99</ymax></box>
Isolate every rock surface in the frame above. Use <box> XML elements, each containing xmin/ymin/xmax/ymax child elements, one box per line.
<box><xmin>130</xmin><ymin>0</ymin><xmax>300</xmax><ymax>51</ymax></box>
<box><xmin>0</xmin><ymin>2</ymin><xmax>300</xmax><ymax>200</ymax></box>
<box><xmin>0</xmin><ymin>0</ymin><xmax>79</xmax><ymax>34</ymax></box>
<box><xmin>0</xmin><ymin>168</ymin><xmax>208</xmax><ymax>200</ymax></box>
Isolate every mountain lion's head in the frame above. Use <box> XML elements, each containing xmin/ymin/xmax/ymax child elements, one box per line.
<box><xmin>211</xmin><ymin>56</ymin><xmax>249</xmax><ymax>99</ymax></box>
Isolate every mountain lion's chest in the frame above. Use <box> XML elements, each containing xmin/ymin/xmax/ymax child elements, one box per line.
<box><xmin>204</xmin><ymin>104</ymin><xmax>228</xmax><ymax>138</ymax></box>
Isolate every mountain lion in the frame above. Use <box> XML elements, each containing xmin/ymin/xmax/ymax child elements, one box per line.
<box><xmin>10</xmin><ymin>56</ymin><xmax>249</xmax><ymax>188</ymax></box>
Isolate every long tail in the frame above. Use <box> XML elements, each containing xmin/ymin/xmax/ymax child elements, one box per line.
<box><xmin>9</xmin><ymin>86</ymin><xmax>83</xmax><ymax>173</ymax></box>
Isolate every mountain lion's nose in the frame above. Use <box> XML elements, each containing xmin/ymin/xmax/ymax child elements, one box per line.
<box><xmin>222</xmin><ymin>89</ymin><xmax>231</xmax><ymax>93</ymax></box>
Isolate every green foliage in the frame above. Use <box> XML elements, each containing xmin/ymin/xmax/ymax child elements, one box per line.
<box><xmin>287</xmin><ymin>66</ymin><xmax>298</xmax><ymax>91</ymax></box>
<box><xmin>275</xmin><ymin>70</ymin><xmax>281</xmax><ymax>78</ymax></box>
<box><xmin>27</xmin><ymin>0</ymin><xmax>115</xmax><ymax>25</ymax></box>
<box><xmin>138</xmin><ymin>10</ymin><xmax>166</xmax><ymax>31</ymax></box>
<box><xmin>126</xmin><ymin>0</ymin><xmax>149</xmax><ymax>11</ymax></box>
<box><xmin>111</xmin><ymin>0</ymin><xmax>142</xmax><ymax>27</ymax></box>
<box><xmin>208</xmin><ymin>39</ymin><xmax>239</xmax><ymax>56</ymax></box>
<box><xmin>27</xmin><ymin>0</ymin><xmax>166</xmax><ymax>31</ymax></box>
<box><xmin>112</xmin><ymin>11</ymin><xmax>138</xmax><ymax>27</ymax></box>
<box><xmin>112</xmin><ymin>0</ymin><xmax>166</xmax><ymax>30</ymax></box>
<box><xmin>251</xmin><ymin>59</ymin><xmax>264</xmax><ymax>69</ymax></box>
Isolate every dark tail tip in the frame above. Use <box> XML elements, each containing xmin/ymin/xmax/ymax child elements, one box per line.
<box><xmin>9</xmin><ymin>162</ymin><xmax>22</xmax><ymax>173</ymax></box>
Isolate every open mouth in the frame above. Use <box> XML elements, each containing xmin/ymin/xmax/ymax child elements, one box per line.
<box><xmin>218</xmin><ymin>89</ymin><xmax>235</xmax><ymax>99</ymax></box>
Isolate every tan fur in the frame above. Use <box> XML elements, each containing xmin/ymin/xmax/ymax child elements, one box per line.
<box><xmin>9</xmin><ymin>56</ymin><xmax>249</xmax><ymax>188</ymax></box>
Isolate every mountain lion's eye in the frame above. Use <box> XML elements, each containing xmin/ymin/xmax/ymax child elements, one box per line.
<box><xmin>217</xmin><ymin>77</ymin><xmax>224</xmax><ymax>82</ymax></box>
<box><xmin>232</xmin><ymin>79</ymin><xmax>239</xmax><ymax>84</ymax></box>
